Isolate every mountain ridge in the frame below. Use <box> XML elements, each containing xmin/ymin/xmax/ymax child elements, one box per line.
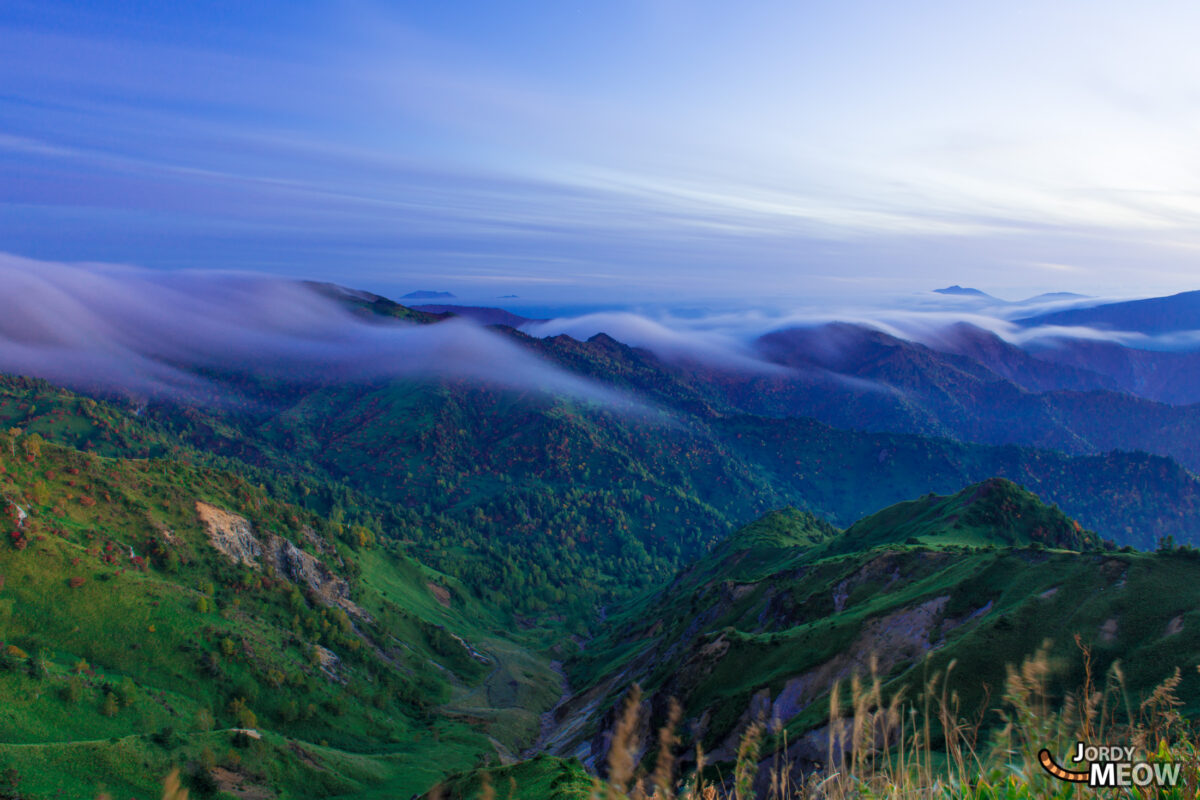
<box><xmin>554</xmin><ymin>482</ymin><xmax>1199</xmax><ymax>781</ymax></box>
<box><xmin>1016</xmin><ymin>289</ymin><xmax>1200</xmax><ymax>333</ymax></box>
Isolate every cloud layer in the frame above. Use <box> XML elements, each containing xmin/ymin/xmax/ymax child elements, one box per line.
<box><xmin>513</xmin><ymin>287</ymin><xmax>1200</xmax><ymax>405</ymax></box>
<box><xmin>0</xmin><ymin>254</ymin><xmax>649</xmax><ymax>411</ymax></box>
<box><xmin>5</xmin><ymin>250</ymin><xmax>1200</xmax><ymax>416</ymax></box>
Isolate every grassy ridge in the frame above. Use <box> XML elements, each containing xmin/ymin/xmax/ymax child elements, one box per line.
<box><xmin>558</xmin><ymin>481</ymin><xmax>1200</xmax><ymax>770</ymax></box>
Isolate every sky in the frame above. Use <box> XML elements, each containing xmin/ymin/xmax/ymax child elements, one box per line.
<box><xmin>4</xmin><ymin>1</ymin><xmax>1200</xmax><ymax>305</ymax></box>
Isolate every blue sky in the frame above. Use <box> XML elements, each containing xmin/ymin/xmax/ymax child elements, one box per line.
<box><xmin>4</xmin><ymin>1</ymin><xmax>1200</xmax><ymax>304</ymax></box>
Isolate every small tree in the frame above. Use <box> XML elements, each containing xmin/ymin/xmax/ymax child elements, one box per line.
<box><xmin>228</xmin><ymin>697</ymin><xmax>257</xmax><ymax>729</ymax></box>
<box><xmin>117</xmin><ymin>676</ymin><xmax>137</xmax><ymax>707</ymax></box>
<box><xmin>351</xmin><ymin>524</ymin><xmax>375</xmax><ymax>549</ymax></box>
<box><xmin>101</xmin><ymin>692</ymin><xmax>119</xmax><ymax>717</ymax></box>
<box><xmin>28</xmin><ymin>649</ymin><xmax>49</xmax><ymax>680</ymax></box>
<box><xmin>22</xmin><ymin>433</ymin><xmax>42</xmax><ymax>461</ymax></box>
<box><xmin>61</xmin><ymin>677</ymin><xmax>83</xmax><ymax>704</ymax></box>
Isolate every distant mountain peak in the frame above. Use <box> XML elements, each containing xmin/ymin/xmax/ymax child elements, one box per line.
<box><xmin>402</xmin><ymin>290</ymin><xmax>456</xmax><ymax>300</ymax></box>
<box><xmin>1015</xmin><ymin>289</ymin><xmax>1200</xmax><ymax>334</ymax></box>
<box><xmin>934</xmin><ymin>285</ymin><xmax>992</xmax><ymax>297</ymax></box>
<box><xmin>1023</xmin><ymin>291</ymin><xmax>1089</xmax><ymax>302</ymax></box>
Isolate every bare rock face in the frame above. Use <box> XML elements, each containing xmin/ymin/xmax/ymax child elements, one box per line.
<box><xmin>3</xmin><ymin>495</ymin><xmax>28</xmax><ymax>529</ymax></box>
<box><xmin>195</xmin><ymin>500</ymin><xmax>368</xmax><ymax>620</ymax></box>
<box><xmin>301</xmin><ymin>524</ymin><xmax>337</xmax><ymax>557</ymax></box>
<box><xmin>266</xmin><ymin>535</ymin><xmax>367</xmax><ymax>619</ymax></box>
<box><xmin>195</xmin><ymin>502</ymin><xmax>262</xmax><ymax>567</ymax></box>
<box><xmin>312</xmin><ymin>644</ymin><xmax>344</xmax><ymax>683</ymax></box>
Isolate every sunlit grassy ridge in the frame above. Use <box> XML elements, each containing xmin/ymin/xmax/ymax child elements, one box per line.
<box><xmin>828</xmin><ymin>478</ymin><xmax>1099</xmax><ymax>554</ymax></box>
<box><xmin>0</xmin><ymin>429</ymin><xmax>561</xmax><ymax>798</ymax></box>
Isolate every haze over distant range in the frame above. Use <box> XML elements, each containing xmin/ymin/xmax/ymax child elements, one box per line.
<box><xmin>5</xmin><ymin>1</ymin><xmax>1200</xmax><ymax>302</ymax></box>
<box><xmin>8</xmin><ymin>251</ymin><xmax>1200</xmax><ymax>418</ymax></box>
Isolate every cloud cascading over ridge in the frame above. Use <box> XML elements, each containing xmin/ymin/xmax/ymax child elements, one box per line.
<box><xmin>7</xmin><ymin>251</ymin><xmax>1200</xmax><ymax>414</ymax></box>
<box><xmin>0</xmin><ymin>253</ymin><xmax>652</xmax><ymax>413</ymax></box>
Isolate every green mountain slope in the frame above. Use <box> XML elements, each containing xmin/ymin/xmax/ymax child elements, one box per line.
<box><xmin>128</xmin><ymin>357</ymin><xmax>1200</xmax><ymax>603</ymax></box>
<box><xmin>8</xmin><ymin>284</ymin><xmax>1200</xmax><ymax>797</ymax></box>
<box><xmin>555</xmin><ymin>481</ymin><xmax>1200</xmax><ymax>778</ymax></box>
<box><xmin>0</xmin><ymin>430</ymin><xmax>560</xmax><ymax>799</ymax></box>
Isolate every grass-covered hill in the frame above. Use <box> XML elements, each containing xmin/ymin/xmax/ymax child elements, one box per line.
<box><xmin>553</xmin><ymin>480</ymin><xmax>1200</xmax><ymax>780</ymax></box>
<box><xmin>0</xmin><ymin>428</ymin><xmax>564</xmax><ymax>799</ymax></box>
<box><xmin>826</xmin><ymin>477</ymin><xmax>1099</xmax><ymax>555</ymax></box>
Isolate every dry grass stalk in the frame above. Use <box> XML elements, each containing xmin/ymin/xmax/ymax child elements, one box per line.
<box><xmin>733</xmin><ymin>721</ymin><xmax>762</xmax><ymax>800</ymax></box>
<box><xmin>607</xmin><ymin>684</ymin><xmax>645</xmax><ymax>799</ymax></box>
<box><xmin>162</xmin><ymin>769</ymin><xmax>189</xmax><ymax>800</ymax></box>
<box><xmin>651</xmin><ymin>698</ymin><xmax>683</xmax><ymax>800</ymax></box>
<box><xmin>590</xmin><ymin>643</ymin><xmax>1198</xmax><ymax>800</ymax></box>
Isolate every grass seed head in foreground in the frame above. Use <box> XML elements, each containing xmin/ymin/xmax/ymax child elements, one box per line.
<box><xmin>587</xmin><ymin>642</ymin><xmax>1200</xmax><ymax>799</ymax></box>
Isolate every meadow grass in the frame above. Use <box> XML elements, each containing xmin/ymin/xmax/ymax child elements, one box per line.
<box><xmin>12</xmin><ymin>637</ymin><xmax>1198</xmax><ymax>800</ymax></box>
<box><xmin>0</xmin><ymin>436</ymin><xmax>543</xmax><ymax>799</ymax></box>
<box><xmin>585</xmin><ymin>641</ymin><xmax>1200</xmax><ymax>800</ymax></box>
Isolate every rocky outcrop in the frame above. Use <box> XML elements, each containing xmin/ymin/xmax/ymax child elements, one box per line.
<box><xmin>196</xmin><ymin>502</ymin><xmax>262</xmax><ymax>567</ymax></box>
<box><xmin>301</xmin><ymin>524</ymin><xmax>340</xmax><ymax>562</ymax></box>
<box><xmin>768</xmin><ymin>595</ymin><xmax>948</xmax><ymax>729</ymax></box>
<box><xmin>312</xmin><ymin>644</ymin><xmax>344</xmax><ymax>683</ymax></box>
<box><xmin>195</xmin><ymin>501</ymin><xmax>367</xmax><ymax>619</ymax></box>
<box><xmin>4</xmin><ymin>495</ymin><xmax>28</xmax><ymax>529</ymax></box>
<box><xmin>265</xmin><ymin>535</ymin><xmax>366</xmax><ymax>619</ymax></box>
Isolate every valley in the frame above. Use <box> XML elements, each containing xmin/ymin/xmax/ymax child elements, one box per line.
<box><xmin>9</xmin><ymin>5</ymin><xmax>1200</xmax><ymax>795</ymax></box>
<box><xmin>2</xmin><ymin>284</ymin><xmax>1200</xmax><ymax>798</ymax></box>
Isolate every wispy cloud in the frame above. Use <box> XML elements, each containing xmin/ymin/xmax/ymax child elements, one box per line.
<box><xmin>521</xmin><ymin>312</ymin><xmax>783</xmax><ymax>373</ymax></box>
<box><xmin>6</xmin><ymin>2</ymin><xmax>1200</xmax><ymax>298</ymax></box>
<box><xmin>0</xmin><ymin>253</ymin><xmax>656</xmax><ymax>415</ymax></box>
